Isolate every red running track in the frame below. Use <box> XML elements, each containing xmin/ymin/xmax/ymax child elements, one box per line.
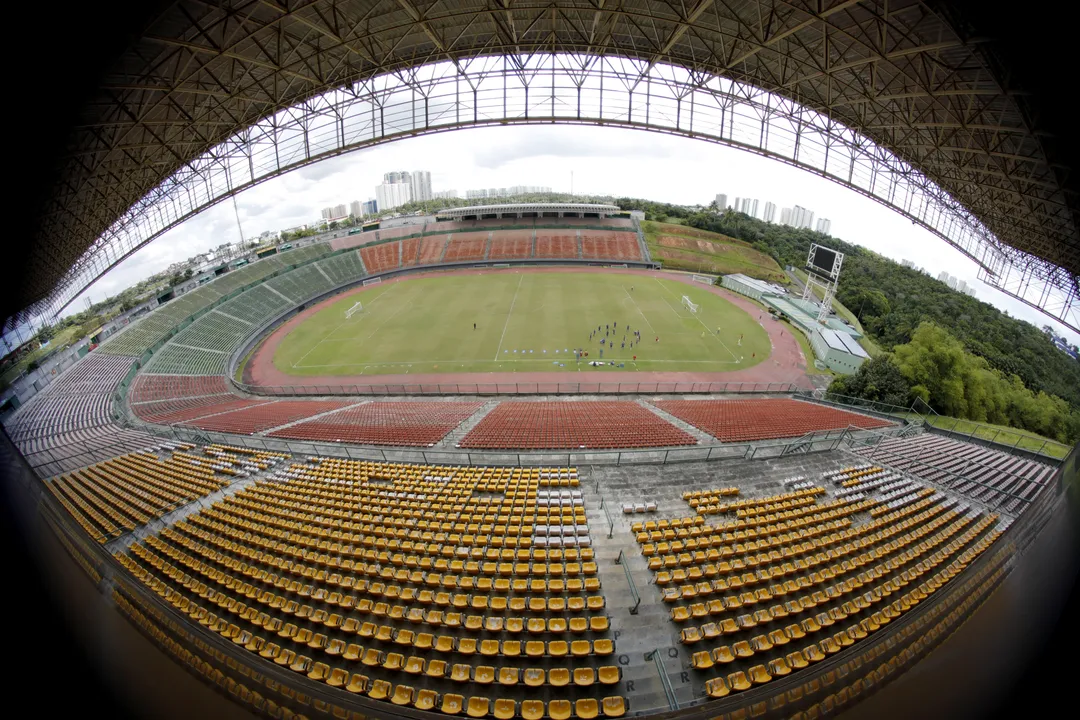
<box><xmin>459</xmin><ymin>401</ymin><xmax>697</xmax><ymax>450</ymax></box>
<box><xmin>267</xmin><ymin>401</ymin><xmax>484</xmax><ymax>446</ymax></box>
<box><xmin>653</xmin><ymin>398</ymin><xmax>893</xmax><ymax>442</ymax></box>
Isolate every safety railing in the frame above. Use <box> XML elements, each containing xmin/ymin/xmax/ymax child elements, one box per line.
<box><xmin>645</xmin><ymin>648</ymin><xmax>679</xmax><ymax>711</ymax></box>
<box><xmin>614</xmin><ymin>550</ymin><xmax>641</xmax><ymax>614</ymax></box>
<box><xmin>231</xmin><ymin>379</ymin><xmax>800</xmax><ymax>397</ymax></box>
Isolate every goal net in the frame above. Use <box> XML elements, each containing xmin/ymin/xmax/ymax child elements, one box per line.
<box><xmin>362</xmin><ymin>277</ymin><xmax>382</xmax><ymax>287</ymax></box>
<box><xmin>345</xmin><ymin>301</ymin><xmax>363</xmax><ymax>319</ymax></box>
<box><xmin>692</xmin><ymin>274</ymin><xmax>715</xmax><ymax>285</ymax></box>
<box><xmin>682</xmin><ymin>295</ymin><xmax>700</xmax><ymax>314</ymax></box>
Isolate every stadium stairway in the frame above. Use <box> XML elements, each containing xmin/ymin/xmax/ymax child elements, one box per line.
<box><xmin>633</xmin><ymin>219</ymin><xmax>651</xmax><ymax>263</ymax></box>
<box><xmin>483</xmin><ymin>233</ymin><xmax>493</xmax><ymax>261</ymax></box>
<box><xmin>640</xmin><ymin>400</ymin><xmax>717</xmax><ymax>444</ymax></box>
<box><xmin>250</xmin><ymin>399</ymin><xmax>370</xmax><ymax>436</ymax></box>
<box><xmin>435</xmin><ymin>400</ymin><xmax>503</xmax><ymax>448</ymax></box>
<box><xmin>437</xmin><ymin>235</ymin><xmax>451</xmax><ymax>263</ymax></box>
<box><xmin>530</xmin><ymin>229</ymin><xmax>537</xmax><ymax>258</ymax></box>
<box><xmin>576</xmin><ymin>231</ymin><xmax>584</xmax><ymax>259</ymax></box>
<box><xmin>105</xmin><ymin>445</ymin><xmax>290</xmax><ymax>553</ymax></box>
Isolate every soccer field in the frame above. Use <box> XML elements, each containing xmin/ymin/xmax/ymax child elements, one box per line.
<box><xmin>271</xmin><ymin>271</ymin><xmax>771</xmax><ymax>376</ymax></box>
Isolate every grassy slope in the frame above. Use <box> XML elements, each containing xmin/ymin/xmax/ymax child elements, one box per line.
<box><xmin>642</xmin><ymin>221</ymin><xmax>788</xmax><ymax>283</ymax></box>
<box><xmin>894</xmin><ymin>413</ymin><xmax>1071</xmax><ymax>460</ymax></box>
<box><xmin>792</xmin><ymin>268</ymin><xmax>882</xmax><ymax>357</ymax></box>
<box><xmin>273</xmin><ymin>271</ymin><xmax>771</xmax><ymax>376</ymax></box>
<box><xmin>0</xmin><ymin>325</ymin><xmax>83</xmax><ymax>387</ymax></box>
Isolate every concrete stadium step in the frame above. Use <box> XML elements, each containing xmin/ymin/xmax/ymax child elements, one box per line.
<box><xmin>437</xmin><ymin>234</ymin><xmax>451</xmax><ymax>263</ymax></box>
<box><xmin>638</xmin><ymin>400</ymin><xmax>713</xmax><ymax>444</ymax></box>
<box><xmin>483</xmin><ymin>232</ymin><xmax>493</xmax><ymax>260</ymax></box>
<box><xmin>530</xmin><ymin>229</ymin><xmax>537</xmax><ymax>258</ymax></box>
<box><xmin>254</xmin><ymin>399</ymin><xmax>370</xmax><ymax>436</ymax></box>
<box><xmin>437</xmin><ymin>399</ymin><xmax>502</xmax><ymax>447</ymax></box>
<box><xmin>576</xmin><ymin>230</ymin><xmax>584</xmax><ymax>258</ymax></box>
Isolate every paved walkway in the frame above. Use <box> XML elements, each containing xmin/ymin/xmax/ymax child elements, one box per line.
<box><xmin>245</xmin><ymin>267</ymin><xmax>812</xmax><ymax>392</ymax></box>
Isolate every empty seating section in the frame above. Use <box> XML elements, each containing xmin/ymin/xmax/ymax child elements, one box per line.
<box><xmin>443</xmin><ymin>233</ymin><xmax>488</xmax><ymax>262</ymax></box>
<box><xmin>400</xmin><ymin>238</ymin><xmax>422</xmax><ymax>267</ymax></box>
<box><xmin>360</xmin><ymin>243</ymin><xmax>400</xmax><ymax>274</ymax></box>
<box><xmin>854</xmin><ymin>434</ymin><xmax>1055</xmax><ymax>513</ymax></box>
<box><xmin>130</xmin><ymin>375</ymin><xmax>229</xmax><ymax>403</ymax></box>
<box><xmin>314</xmin><ymin>250</ymin><xmax>367</xmax><ymax>286</ymax></box>
<box><xmin>174</xmin><ymin>312</ymin><xmax>252</xmax><ymax>354</ymax></box>
<box><xmin>637</xmin><ymin>482</ymin><xmax>1002</xmax><ymax>700</ymax></box>
<box><xmin>2</xmin><ymin>353</ymin><xmax>159</xmax><ymax>475</ymax></box>
<box><xmin>418</xmin><ymin>237</ymin><xmax>448</xmax><ymax>264</ymax></box>
<box><xmin>142</xmin><ymin>341</ymin><xmax>229</xmax><ymax>376</ymax></box>
<box><xmin>133</xmin><ymin>397</ymin><xmax>273</xmax><ymax>425</ymax></box>
<box><xmin>581</xmin><ymin>233</ymin><xmax>641</xmax><ymax>261</ymax></box>
<box><xmin>489</xmin><ymin>230</ymin><xmax>534</xmax><ymax>259</ymax></box>
<box><xmin>49</xmin><ymin>443</ymin><xmax>287</xmax><ymax>542</ymax></box>
<box><xmin>535</xmin><ymin>234</ymin><xmax>577</xmax><ymax>258</ymax></box>
<box><xmin>96</xmin><ymin>243</ymin><xmax>330</xmax><ymax>358</ymax></box>
<box><xmin>598</xmin><ymin>218</ymin><xmax>633</xmax><ymax>228</ymax></box>
<box><xmin>460</xmin><ymin>402</ymin><xmax>697</xmax><ymax>450</ymax></box>
<box><xmin>215</xmin><ymin>285</ymin><xmax>291</xmax><ymax>326</ymax></box>
<box><xmin>268</xmin><ymin>402</ymin><xmax>483</xmax><ymax>446</ymax></box>
<box><xmin>653</xmin><ymin>399</ymin><xmax>893</xmax><ymax>442</ymax></box>
<box><xmin>114</xmin><ymin>461</ymin><xmax>626</xmax><ymax>716</ymax></box>
<box><xmin>264</xmin><ymin>264</ymin><xmax>334</xmax><ymax>304</ymax></box>
<box><xmin>178</xmin><ymin>400</ymin><xmax>353</xmax><ymax>434</ymax></box>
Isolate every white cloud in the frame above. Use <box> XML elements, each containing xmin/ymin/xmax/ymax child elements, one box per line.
<box><xmin>63</xmin><ymin>124</ymin><xmax>1079</xmax><ymax>346</ymax></box>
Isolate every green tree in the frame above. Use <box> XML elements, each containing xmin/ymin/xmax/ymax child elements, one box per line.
<box><xmin>827</xmin><ymin>355</ymin><xmax>911</xmax><ymax>407</ymax></box>
<box><xmin>35</xmin><ymin>324</ymin><xmax>55</xmax><ymax>344</ymax></box>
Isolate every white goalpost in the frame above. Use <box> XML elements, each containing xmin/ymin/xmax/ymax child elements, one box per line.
<box><xmin>691</xmin><ymin>274</ymin><xmax>715</xmax><ymax>285</ymax></box>
<box><xmin>362</xmin><ymin>277</ymin><xmax>382</xmax><ymax>287</ymax></box>
<box><xmin>682</xmin><ymin>295</ymin><xmax>700</xmax><ymax>314</ymax></box>
<box><xmin>345</xmin><ymin>301</ymin><xmax>364</xmax><ymax>319</ymax></box>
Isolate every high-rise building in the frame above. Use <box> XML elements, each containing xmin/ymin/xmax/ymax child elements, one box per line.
<box><xmin>788</xmin><ymin>205</ymin><xmax>814</xmax><ymax>229</ymax></box>
<box><xmin>322</xmin><ymin>205</ymin><xmax>348</xmax><ymax>220</ymax></box>
<box><xmin>815</xmin><ymin>218</ymin><xmax>832</xmax><ymax>234</ymax></box>
<box><xmin>762</xmin><ymin>202</ymin><xmax>776</xmax><ymax>223</ymax></box>
<box><xmin>937</xmin><ymin>270</ymin><xmax>950</xmax><ymax>283</ymax></box>
<box><xmin>780</xmin><ymin>207</ymin><xmax>792</xmax><ymax>225</ymax></box>
<box><xmin>715</xmin><ymin>194</ymin><xmax>728</xmax><ymax>210</ymax></box>
<box><xmin>376</xmin><ymin>171</ymin><xmax>414</xmax><ymax>211</ymax></box>
<box><xmin>383</xmin><ymin>171</ymin><xmax>411</xmax><ymax>185</ymax></box>
<box><xmin>410</xmin><ymin>171</ymin><xmax>432</xmax><ymax>203</ymax></box>
<box><xmin>945</xmin><ymin>275</ymin><xmax>958</xmax><ymax>290</ymax></box>
<box><xmin>362</xmin><ymin>199</ymin><xmax>378</xmax><ymax>216</ymax></box>
<box><xmin>349</xmin><ymin>200</ymin><xmax>363</xmax><ymax>217</ymax></box>
<box><xmin>749</xmin><ymin>199</ymin><xmax>759</xmax><ymax>218</ymax></box>
<box><xmin>957</xmin><ymin>279</ymin><xmax>968</xmax><ymax>294</ymax></box>
<box><xmin>902</xmin><ymin>259</ymin><xmax>915</xmax><ymax>269</ymax></box>
<box><xmin>433</xmin><ymin>189</ymin><xmax>459</xmax><ymax>200</ymax></box>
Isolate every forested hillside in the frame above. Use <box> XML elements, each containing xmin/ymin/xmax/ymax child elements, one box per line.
<box><xmin>615</xmin><ymin>196</ymin><xmax>1080</xmax><ymax>442</ymax></box>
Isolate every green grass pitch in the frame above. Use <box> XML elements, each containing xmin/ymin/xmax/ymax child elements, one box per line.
<box><xmin>272</xmin><ymin>271</ymin><xmax>771</xmax><ymax>376</ymax></box>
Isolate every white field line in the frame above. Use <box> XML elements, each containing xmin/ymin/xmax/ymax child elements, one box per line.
<box><xmin>295</xmin><ymin>291</ymin><xmax>418</xmax><ymax>368</ymax></box>
<box><xmin>623</xmin><ymin>286</ymin><xmax>655</xmax><ymax>333</ymax></box>
<box><xmin>652</xmin><ymin>277</ymin><xmax>740</xmax><ymax>362</ymax></box>
<box><xmin>291</xmin><ymin>283</ymin><xmax>397</xmax><ymax>368</ymax></box>
<box><xmin>493</xmin><ymin>273</ymin><xmax>525</xmax><ymax>360</ymax></box>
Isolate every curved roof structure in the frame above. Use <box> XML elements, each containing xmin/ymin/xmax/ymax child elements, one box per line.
<box><xmin>11</xmin><ymin>0</ymin><xmax>1080</xmax><ymax>330</ymax></box>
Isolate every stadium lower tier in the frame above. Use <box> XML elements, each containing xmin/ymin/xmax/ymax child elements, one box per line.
<box><xmin>33</xmin><ymin>449</ymin><xmax>1027</xmax><ymax>720</ymax></box>
<box><xmin>132</xmin><ymin>397</ymin><xmax>895</xmax><ymax>450</ymax></box>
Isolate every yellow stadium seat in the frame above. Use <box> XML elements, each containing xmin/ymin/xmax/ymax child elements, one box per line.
<box><xmin>548</xmin><ymin>700</ymin><xmax>572</xmax><ymax>720</ymax></box>
<box><xmin>442</xmin><ymin>694</ymin><xmax>464</xmax><ymax>715</ymax></box>
<box><xmin>576</xmin><ymin>699</ymin><xmax>599</xmax><ymax>719</ymax></box>
<box><xmin>524</xmin><ymin>668</ymin><xmax>545</xmax><ymax>687</ymax></box>
<box><xmin>521</xmin><ymin>700</ymin><xmax>544</xmax><ymax>720</ymax></box>
<box><xmin>414</xmin><ymin>689</ymin><xmax>438</xmax><ymax>711</ymax></box>
<box><xmin>549</xmin><ymin>668</ymin><xmax>570</xmax><ymax>687</ymax></box>
<box><xmin>727</xmin><ymin>671</ymin><xmax>752</xmax><ymax>692</ymax></box>
<box><xmin>705</xmin><ymin>677</ymin><xmax>730</xmax><ymax>698</ymax></box>
<box><xmin>601</xmin><ymin>697</ymin><xmax>625</xmax><ymax>718</ymax></box>
<box><xmin>345</xmin><ymin>673</ymin><xmax>369</xmax><ymax>694</ymax></box>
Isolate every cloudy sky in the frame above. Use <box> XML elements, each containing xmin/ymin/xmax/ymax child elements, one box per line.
<box><xmin>67</xmin><ymin>124</ymin><xmax>1079</xmax><ymax>345</ymax></box>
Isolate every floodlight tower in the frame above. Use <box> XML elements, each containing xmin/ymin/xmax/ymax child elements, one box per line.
<box><xmin>802</xmin><ymin>243</ymin><xmax>845</xmax><ymax>323</ymax></box>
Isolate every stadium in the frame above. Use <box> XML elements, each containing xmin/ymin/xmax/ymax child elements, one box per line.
<box><xmin>3</xmin><ymin>2</ymin><xmax>1078</xmax><ymax>720</ymax></box>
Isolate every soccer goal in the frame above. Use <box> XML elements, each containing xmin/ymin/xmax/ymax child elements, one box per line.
<box><xmin>345</xmin><ymin>301</ymin><xmax>363</xmax><ymax>319</ymax></box>
<box><xmin>682</xmin><ymin>295</ymin><xmax>700</xmax><ymax>314</ymax></box>
<box><xmin>362</xmin><ymin>277</ymin><xmax>382</xmax><ymax>287</ymax></box>
<box><xmin>692</xmin><ymin>274</ymin><xmax>715</xmax><ymax>285</ymax></box>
